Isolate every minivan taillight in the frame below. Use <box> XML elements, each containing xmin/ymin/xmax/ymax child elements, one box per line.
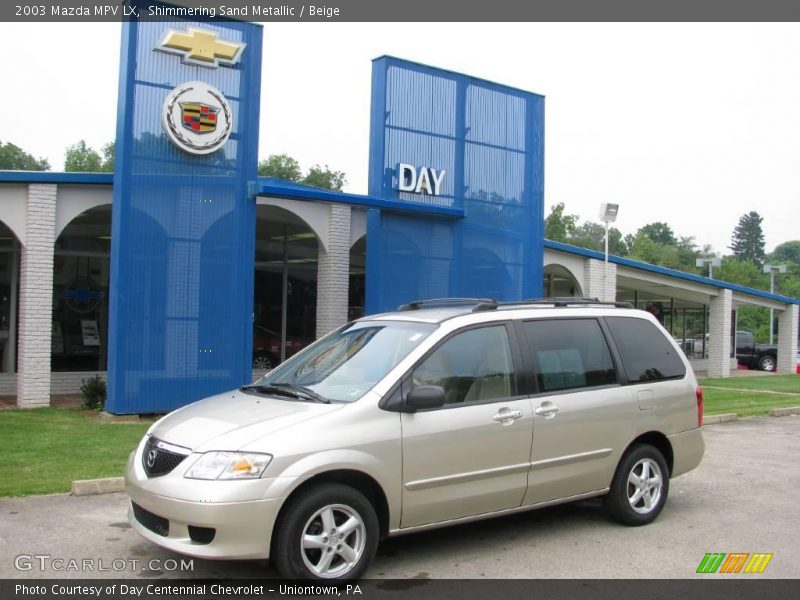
<box><xmin>696</xmin><ymin>386</ymin><xmax>704</xmax><ymax>427</ymax></box>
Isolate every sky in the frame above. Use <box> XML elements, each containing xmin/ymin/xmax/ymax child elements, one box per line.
<box><xmin>1</xmin><ymin>22</ymin><xmax>799</xmax><ymax>254</ymax></box>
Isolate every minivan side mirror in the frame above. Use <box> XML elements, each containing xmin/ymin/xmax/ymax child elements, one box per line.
<box><xmin>405</xmin><ymin>385</ymin><xmax>446</xmax><ymax>411</ymax></box>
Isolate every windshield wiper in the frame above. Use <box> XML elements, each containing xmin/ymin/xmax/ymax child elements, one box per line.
<box><xmin>240</xmin><ymin>384</ymin><xmax>302</xmax><ymax>400</ymax></box>
<box><xmin>270</xmin><ymin>383</ymin><xmax>331</xmax><ymax>404</ymax></box>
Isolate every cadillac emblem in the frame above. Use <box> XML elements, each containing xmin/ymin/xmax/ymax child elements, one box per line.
<box><xmin>162</xmin><ymin>81</ymin><xmax>232</xmax><ymax>155</ymax></box>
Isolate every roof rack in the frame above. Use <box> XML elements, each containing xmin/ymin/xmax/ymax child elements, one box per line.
<box><xmin>513</xmin><ymin>297</ymin><xmax>634</xmax><ymax>309</ymax></box>
<box><xmin>396</xmin><ymin>298</ymin><xmax>496</xmax><ymax>311</ymax></box>
<box><xmin>396</xmin><ymin>297</ymin><xmax>634</xmax><ymax>313</ymax></box>
<box><xmin>471</xmin><ymin>297</ymin><xmax>634</xmax><ymax>311</ymax></box>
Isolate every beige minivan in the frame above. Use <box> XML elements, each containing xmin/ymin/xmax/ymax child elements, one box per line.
<box><xmin>126</xmin><ymin>298</ymin><xmax>705</xmax><ymax>580</ymax></box>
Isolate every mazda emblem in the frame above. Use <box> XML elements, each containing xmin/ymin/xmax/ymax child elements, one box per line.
<box><xmin>146</xmin><ymin>449</ymin><xmax>158</xmax><ymax>468</ymax></box>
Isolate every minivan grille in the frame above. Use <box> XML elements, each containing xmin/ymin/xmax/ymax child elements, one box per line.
<box><xmin>142</xmin><ymin>436</ymin><xmax>191</xmax><ymax>477</ymax></box>
<box><xmin>132</xmin><ymin>502</ymin><xmax>169</xmax><ymax>537</ymax></box>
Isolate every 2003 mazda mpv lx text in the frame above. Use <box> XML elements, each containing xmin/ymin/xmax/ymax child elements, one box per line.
<box><xmin>126</xmin><ymin>298</ymin><xmax>705</xmax><ymax>580</ymax></box>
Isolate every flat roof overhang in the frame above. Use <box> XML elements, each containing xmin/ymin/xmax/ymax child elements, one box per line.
<box><xmin>544</xmin><ymin>239</ymin><xmax>800</xmax><ymax>309</ymax></box>
<box><xmin>256</xmin><ymin>177</ymin><xmax>465</xmax><ymax>219</ymax></box>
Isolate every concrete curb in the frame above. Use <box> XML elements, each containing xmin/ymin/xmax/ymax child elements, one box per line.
<box><xmin>769</xmin><ymin>406</ymin><xmax>800</xmax><ymax>417</ymax></box>
<box><xmin>703</xmin><ymin>413</ymin><xmax>738</xmax><ymax>425</ymax></box>
<box><xmin>71</xmin><ymin>477</ymin><xmax>125</xmax><ymax>496</ymax></box>
<box><xmin>97</xmin><ymin>411</ymin><xmax>140</xmax><ymax>422</ymax></box>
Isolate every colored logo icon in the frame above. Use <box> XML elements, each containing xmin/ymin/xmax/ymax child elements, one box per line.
<box><xmin>162</xmin><ymin>81</ymin><xmax>232</xmax><ymax>155</ymax></box>
<box><xmin>696</xmin><ymin>552</ymin><xmax>773</xmax><ymax>574</ymax></box>
<box><xmin>180</xmin><ymin>103</ymin><xmax>219</xmax><ymax>133</ymax></box>
<box><xmin>155</xmin><ymin>28</ymin><xmax>245</xmax><ymax>69</ymax></box>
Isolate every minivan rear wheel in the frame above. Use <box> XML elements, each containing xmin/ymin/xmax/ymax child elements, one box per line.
<box><xmin>605</xmin><ymin>444</ymin><xmax>669</xmax><ymax>526</ymax></box>
<box><xmin>271</xmin><ymin>483</ymin><xmax>379</xmax><ymax>580</ymax></box>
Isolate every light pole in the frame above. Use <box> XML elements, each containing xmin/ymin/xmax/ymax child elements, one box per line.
<box><xmin>763</xmin><ymin>264</ymin><xmax>787</xmax><ymax>345</ymax></box>
<box><xmin>599</xmin><ymin>203</ymin><xmax>619</xmax><ymax>302</ymax></box>
<box><xmin>695</xmin><ymin>256</ymin><xmax>721</xmax><ymax>279</ymax></box>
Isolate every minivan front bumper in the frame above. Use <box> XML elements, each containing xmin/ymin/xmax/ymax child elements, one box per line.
<box><xmin>125</xmin><ymin>445</ymin><xmax>284</xmax><ymax>560</ymax></box>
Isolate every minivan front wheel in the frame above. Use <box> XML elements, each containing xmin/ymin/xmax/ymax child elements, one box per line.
<box><xmin>272</xmin><ymin>483</ymin><xmax>379</xmax><ymax>580</ymax></box>
<box><xmin>605</xmin><ymin>444</ymin><xmax>669</xmax><ymax>526</ymax></box>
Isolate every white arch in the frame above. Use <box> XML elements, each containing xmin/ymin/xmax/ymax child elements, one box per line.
<box><xmin>256</xmin><ymin>196</ymin><xmax>330</xmax><ymax>252</ymax></box>
<box><xmin>0</xmin><ymin>184</ymin><xmax>29</xmax><ymax>245</ymax></box>
<box><xmin>543</xmin><ymin>262</ymin><xmax>584</xmax><ymax>297</ymax></box>
<box><xmin>350</xmin><ymin>208</ymin><xmax>366</xmax><ymax>248</ymax></box>
<box><xmin>55</xmin><ymin>185</ymin><xmax>113</xmax><ymax>238</ymax></box>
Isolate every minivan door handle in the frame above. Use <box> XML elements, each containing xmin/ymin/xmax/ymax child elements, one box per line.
<box><xmin>491</xmin><ymin>408</ymin><xmax>524</xmax><ymax>425</ymax></box>
<box><xmin>534</xmin><ymin>402</ymin><xmax>560</xmax><ymax>418</ymax></box>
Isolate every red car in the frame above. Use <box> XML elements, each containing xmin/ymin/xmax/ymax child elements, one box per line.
<box><xmin>252</xmin><ymin>326</ymin><xmax>306</xmax><ymax>369</ymax></box>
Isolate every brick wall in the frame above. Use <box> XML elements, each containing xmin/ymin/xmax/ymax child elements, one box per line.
<box><xmin>707</xmin><ymin>289</ymin><xmax>732</xmax><ymax>378</ymax></box>
<box><xmin>584</xmin><ymin>258</ymin><xmax>617</xmax><ymax>302</ymax></box>
<box><xmin>16</xmin><ymin>184</ymin><xmax>56</xmax><ymax>407</ymax></box>
<box><xmin>316</xmin><ymin>204</ymin><xmax>351</xmax><ymax>339</ymax></box>
<box><xmin>777</xmin><ymin>304</ymin><xmax>799</xmax><ymax>373</ymax></box>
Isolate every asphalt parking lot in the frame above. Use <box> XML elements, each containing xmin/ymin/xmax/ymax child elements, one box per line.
<box><xmin>1</xmin><ymin>417</ymin><xmax>798</xmax><ymax>580</ymax></box>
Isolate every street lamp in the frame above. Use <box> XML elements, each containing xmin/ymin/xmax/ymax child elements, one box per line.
<box><xmin>763</xmin><ymin>264</ymin><xmax>787</xmax><ymax>345</ymax></box>
<box><xmin>695</xmin><ymin>256</ymin><xmax>721</xmax><ymax>279</ymax></box>
<box><xmin>599</xmin><ymin>203</ymin><xmax>619</xmax><ymax>302</ymax></box>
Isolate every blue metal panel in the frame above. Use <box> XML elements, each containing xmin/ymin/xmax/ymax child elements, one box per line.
<box><xmin>367</xmin><ymin>57</ymin><xmax>545</xmax><ymax>313</ymax></box>
<box><xmin>106</xmin><ymin>18</ymin><xmax>262</xmax><ymax>414</ymax></box>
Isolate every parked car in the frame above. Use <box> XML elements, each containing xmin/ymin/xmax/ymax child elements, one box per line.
<box><xmin>127</xmin><ymin>298</ymin><xmax>705</xmax><ymax>580</ymax></box>
<box><xmin>735</xmin><ymin>330</ymin><xmax>778</xmax><ymax>372</ymax></box>
<box><xmin>252</xmin><ymin>325</ymin><xmax>306</xmax><ymax>369</ymax></box>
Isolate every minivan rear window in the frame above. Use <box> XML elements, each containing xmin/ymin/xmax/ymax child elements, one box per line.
<box><xmin>605</xmin><ymin>317</ymin><xmax>686</xmax><ymax>383</ymax></box>
<box><xmin>523</xmin><ymin>319</ymin><xmax>617</xmax><ymax>393</ymax></box>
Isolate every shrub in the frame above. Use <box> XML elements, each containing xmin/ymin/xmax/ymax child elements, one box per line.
<box><xmin>80</xmin><ymin>375</ymin><xmax>107</xmax><ymax>410</ymax></box>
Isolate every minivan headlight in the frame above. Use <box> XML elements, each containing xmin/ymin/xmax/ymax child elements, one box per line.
<box><xmin>184</xmin><ymin>452</ymin><xmax>272</xmax><ymax>480</ymax></box>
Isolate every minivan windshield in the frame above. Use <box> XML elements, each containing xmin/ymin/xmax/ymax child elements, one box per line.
<box><xmin>255</xmin><ymin>320</ymin><xmax>437</xmax><ymax>403</ymax></box>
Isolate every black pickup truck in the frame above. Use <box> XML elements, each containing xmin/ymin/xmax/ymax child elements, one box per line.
<box><xmin>736</xmin><ymin>331</ymin><xmax>778</xmax><ymax>371</ymax></box>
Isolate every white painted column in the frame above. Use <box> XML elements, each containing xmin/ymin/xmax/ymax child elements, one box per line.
<box><xmin>584</xmin><ymin>257</ymin><xmax>617</xmax><ymax>302</ymax></box>
<box><xmin>16</xmin><ymin>184</ymin><xmax>57</xmax><ymax>407</ymax></box>
<box><xmin>316</xmin><ymin>204</ymin><xmax>351</xmax><ymax>339</ymax></box>
<box><xmin>707</xmin><ymin>289</ymin><xmax>733</xmax><ymax>379</ymax></box>
<box><xmin>776</xmin><ymin>304</ymin><xmax>799</xmax><ymax>374</ymax></box>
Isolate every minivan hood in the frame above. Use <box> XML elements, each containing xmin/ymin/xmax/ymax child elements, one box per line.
<box><xmin>149</xmin><ymin>388</ymin><xmax>344</xmax><ymax>451</ymax></box>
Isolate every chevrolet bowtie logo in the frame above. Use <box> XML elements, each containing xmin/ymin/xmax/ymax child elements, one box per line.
<box><xmin>155</xmin><ymin>28</ymin><xmax>245</xmax><ymax>69</ymax></box>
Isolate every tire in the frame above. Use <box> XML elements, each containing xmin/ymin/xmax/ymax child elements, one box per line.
<box><xmin>604</xmin><ymin>444</ymin><xmax>670</xmax><ymax>526</ymax></box>
<box><xmin>758</xmin><ymin>355</ymin><xmax>776</xmax><ymax>372</ymax></box>
<box><xmin>271</xmin><ymin>483</ymin><xmax>379</xmax><ymax>580</ymax></box>
<box><xmin>253</xmin><ymin>353</ymin><xmax>276</xmax><ymax>370</ymax></box>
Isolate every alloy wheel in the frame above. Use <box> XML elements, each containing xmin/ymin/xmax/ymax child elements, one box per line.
<box><xmin>627</xmin><ymin>458</ymin><xmax>663</xmax><ymax>514</ymax></box>
<box><xmin>300</xmin><ymin>504</ymin><xmax>366</xmax><ymax>578</ymax></box>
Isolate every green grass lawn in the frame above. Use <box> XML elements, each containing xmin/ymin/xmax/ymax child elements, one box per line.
<box><xmin>700</xmin><ymin>374</ymin><xmax>800</xmax><ymax>417</ymax></box>
<box><xmin>0</xmin><ymin>407</ymin><xmax>151</xmax><ymax>497</ymax></box>
<box><xmin>699</xmin><ymin>374</ymin><xmax>800</xmax><ymax>394</ymax></box>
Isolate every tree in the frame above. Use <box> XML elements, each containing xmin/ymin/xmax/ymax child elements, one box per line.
<box><xmin>0</xmin><ymin>140</ymin><xmax>50</xmax><ymax>170</ymax></box>
<box><xmin>100</xmin><ymin>142</ymin><xmax>115</xmax><ymax>172</ymax></box>
<box><xmin>257</xmin><ymin>154</ymin><xmax>302</xmax><ymax>181</ymax></box>
<box><xmin>257</xmin><ymin>154</ymin><xmax>346</xmax><ymax>191</ymax></box>
<box><xmin>715</xmin><ymin>257</ymin><xmax>767</xmax><ymax>290</ymax></box>
<box><xmin>64</xmin><ymin>140</ymin><xmax>102</xmax><ymax>172</ymax></box>
<box><xmin>729</xmin><ymin>211</ymin><xmax>766</xmax><ymax>265</ymax></box>
<box><xmin>302</xmin><ymin>165</ymin><xmax>346</xmax><ymax>191</ymax></box>
<box><xmin>769</xmin><ymin>240</ymin><xmax>800</xmax><ymax>266</ymax></box>
<box><xmin>637</xmin><ymin>222</ymin><xmax>676</xmax><ymax>246</ymax></box>
<box><xmin>544</xmin><ymin>202</ymin><xmax>578</xmax><ymax>242</ymax></box>
<box><xmin>569</xmin><ymin>221</ymin><xmax>627</xmax><ymax>255</ymax></box>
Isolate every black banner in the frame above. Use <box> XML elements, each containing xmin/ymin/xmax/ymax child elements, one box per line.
<box><xmin>3</xmin><ymin>579</ymin><xmax>800</xmax><ymax>600</ymax></box>
<box><xmin>2</xmin><ymin>0</ymin><xmax>800</xmax><ymax>23</ymax></box>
